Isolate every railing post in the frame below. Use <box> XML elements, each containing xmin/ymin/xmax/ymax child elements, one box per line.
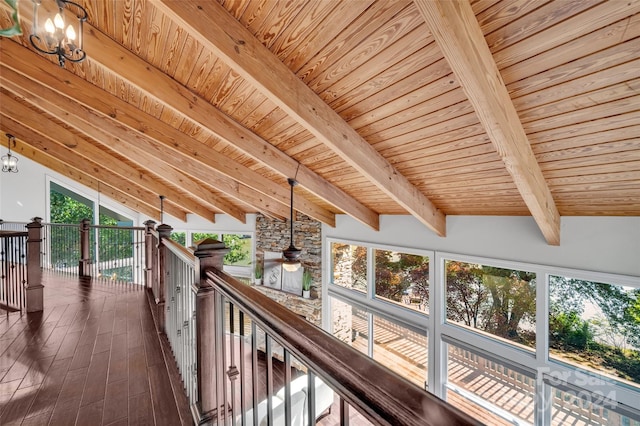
<box><xmin>78</xmin><ymin>218</ymin><xmax>91</xmax><ymax>278</ymax></box>
<box><xmin>157</xmin><ymin>223</ymin><xmax>173</xmax><ymax>333</ymax></box>
<box><xmin>26</xmin><ymin>217</ymin><xmax>44</xmax><ymax>313</ymax></box>
<box><xmin>144</xmin><ymin>220</ymin><xmax>156</xmax><ymax>290</ymax></box>
<box><xmin>193</xmin><ymin>238</ymin><xmax>228</xmax><ymax>424</ymax></box>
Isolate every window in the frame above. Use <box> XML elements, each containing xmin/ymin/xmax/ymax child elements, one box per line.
<box><xmin>373</xmin><ymin>315</ymin><xmax>427</xmax><ymax>388</ymax></box>
<box><xmin>549</xmin><ymin>275</ymin><xmax>640</xmax><ymax>387</ymax></box>
<box><xmin>326</xmin><ymin>239</ymin><xmax>640</xmax><ymax>422</ymax></box>
<box><xmin>331</xmin><ymin>243</ymin><xmax>367</xmax><ymax>294</ymax></box>
<box><xmin>330</xmin><ymin>296</ymin><xmax>427</xmax><ymax>389</ymax></box>
<box><xmin>374</xmin><ymin>249</ymin><xmax>429</xmax><ymax>314</ymax></box>
<box><xmin>446</xmin><ymin>343</ymin><xmax>535</xmax><ymax>425</ymax></box>
<box><xmin>330</xmin><ymin>296</ymin><xmax>368</xmax><ymax>355</ymax></box>
<box><xmin>445</xmin><ymin>260</ymin><xmax>536</xmax><ymax>348</ymax></box>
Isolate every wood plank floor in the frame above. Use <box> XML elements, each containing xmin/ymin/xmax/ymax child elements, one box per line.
<box><xmin>0</xmin><ymin>272</ymin><xmax>189</xmax><ymax>426</ymax></box>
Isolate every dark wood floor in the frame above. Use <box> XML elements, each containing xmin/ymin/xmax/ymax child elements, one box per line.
<box><xmin>0</xmin><ymin>272</ymin><xmax>190</xmax><ymax>426</ymax></box>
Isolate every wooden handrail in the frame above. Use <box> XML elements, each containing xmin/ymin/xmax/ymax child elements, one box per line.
<box><xmin>206</xmin><ymin>268</ymin><xmax>480</xmax><ymax>426</ymax></box>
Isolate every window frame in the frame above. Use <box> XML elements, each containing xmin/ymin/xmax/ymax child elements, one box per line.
<box><xmin>325</xmin><ymin>237</ymin><xmax>640</xmax><ymax>423</ymax></box>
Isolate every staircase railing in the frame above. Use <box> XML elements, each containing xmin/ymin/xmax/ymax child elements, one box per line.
<box><xmin>0</xmin><ymin>229</ymin><xmax>27</xmax><ymax>312</ymax></box>
<box><xmin>0</xmin><ymin>218</ymin><xmax>44</xmax><ymax>313</ymax></box>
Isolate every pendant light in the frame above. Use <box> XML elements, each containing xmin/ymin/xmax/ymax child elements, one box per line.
<box><xmin>2</xmin><ymin>134</ymin><xmax>19</xmax><ymax>173</ymax></box>
<box><xmin>282</xmin><ymin>178</ymin><xmax>301</xmax><ymax>272</ymax></box>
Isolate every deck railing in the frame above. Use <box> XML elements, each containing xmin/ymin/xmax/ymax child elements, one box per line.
<box><xmin>3</xmin><ymin>219</ymin><xmax>146</xmax><ymax>284</ymax></box>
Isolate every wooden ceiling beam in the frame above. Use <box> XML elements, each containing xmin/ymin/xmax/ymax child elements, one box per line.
<box><xmin>152</xmin><ymin>0</ymin><xmax>444</xmax><ymax>236</ymax></box>
<box><xmin>0</xmin><ymin>67</ymin><xmax>247</xmax><ymax>223</ymax></box>
<box><xmin>79</xmin><ymin>6</ymin><xmax>378</xmax><ymax>231</ymax></box>
<box><xmin>0</xmin><ymin>40</ymin><xmax>311</xmax><ymax>224</ymax></box>
<box><xmin>0</xmin><ymin>92</ymin><xmax>213</xmax><ymax>222</ymax></box>
<box><xmin>0</xmin><ymin>118</ymin><xmax>185</xmax><ymax>222</ymax></box>
<box><xmin>414</xmin><ymin>0</ymin><xmax>561</xmax><ymax>245</ymax></box>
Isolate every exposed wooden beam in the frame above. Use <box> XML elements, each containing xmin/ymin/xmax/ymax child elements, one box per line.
<box><xmin>0</xmin><ymin>118</ymin><xmax>185</xmax><ymax>222</ymax></box>
<box><xmin>0</xmin><ymin>67</ymin><xmax>247</xmax><ymax>224</ymax></box>
<box><xmin>414</xmin><ymin>0</ymin><xmax>561</xmax><ymax>245</ymax></box>
<box><xmin>153</xmin><ymin>0</ymin><xmax>444</xmax><ymax>236</ymax></box>
<box><xmin>78</xmin><ymin>10</ymin><xmax>378</xmax><ymax>231</ymax></box>
<box><xmin>0</xmin><ymin>92</ymin><xmax>213</xmax><ymax>222</ymax></box>
<box><xmin>0</xmin><ymin>40</ymin><xmax>317</xmax><ymax>224</ymax></box>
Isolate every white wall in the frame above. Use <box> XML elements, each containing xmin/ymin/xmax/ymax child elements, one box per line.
<box><xmin>0</xmin><ymin>152</ymin><xmax>255</xmax><ymax>233</ymax></box>
<box><xmin>3</xmin><ymin>152</ymin><xmax>637</xmax><ymax>276</ymax></box>
<box><xmin>324</xmin><ymin>215</ymin><xmax>640</xmax><ymax>277</ymax></box>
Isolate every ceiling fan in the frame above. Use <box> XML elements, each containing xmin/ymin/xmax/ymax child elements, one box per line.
<box><xmin>282</xmin><ymin>178</ymin><xmax>302</xmax><ymax>272</ymax></box>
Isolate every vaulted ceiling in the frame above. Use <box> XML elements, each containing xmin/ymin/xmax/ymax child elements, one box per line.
<box><xmin>1</xmin><ymin>0</ymin><xmax>639</xmax><ymax>245</ymax></box>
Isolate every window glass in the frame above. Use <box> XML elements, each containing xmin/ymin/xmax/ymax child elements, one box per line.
<box><xmin>374</xmin><ymin>249</ymin><xmax>429</xmax><ymax>314</ymax></box>
<box><xmin>373</xmin><ymin>315</ymin><xmax>427</xmax><ymax>388</ymax></box>
<box><xmin>191</xmin><ymin>232</ymin><xmax>219</xmax><ymax>244</ymax></box>
<box><xmin>330</xmin><ymin>297</ymin><xmax>368</xmax><ymax>355</ymax></box>
<box><xmin>170</xmin><ymin>231</ymin><xmax>186</xmax><ymax>246</ymax></box>
<box><xmin>446</xmin><ymin>343</ymin><xmax>535</xmax><ymax>425</ymax></box>
<box><xmin>220</xmin><ymin>234</ymin><xmax>252</xmax><ymax>267</ymax></box>
<box><xmin>331</xmin><ymin>243</ymin><xmax>367</xmax><ymax>294</ymax></box>
<box><xmin>550</xmin><ymin>386</ymin><xmax>637</xmax><ymax>426</ymax></box>
<box><xmin>549</xmin><ymin>275</ymin><xmax>640</xmax><ymax>387</ymax></box>
<box><xmin>445</xmin><ymin>260</ymin><xmax>536</xmax><ymax>348</ymax></box>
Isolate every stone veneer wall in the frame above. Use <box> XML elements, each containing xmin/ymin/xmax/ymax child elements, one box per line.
<box><xmin>254</xmin><ymin>213</ymin><xmax>322</xmax><ymax>327</ymax></box>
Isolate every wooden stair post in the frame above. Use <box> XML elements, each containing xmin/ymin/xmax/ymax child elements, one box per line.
<box><xmin>26</xmin><ymin>217</ymin><xmax>44</xmax><ymax>312</ymax></box>
<box><xmin>193</xmin><ymin>238</ymin><xmax>228</xmax><ymax>424</ymax></box>
<box><xmin>78</xmin><ymin>218</ymin><xmax>91</xmax><ymax>279</ymax></box>
<box><xmin>156</xmin><ymin>223</ymin><xmax>173</xmax><ymax>334</ymax></box>
<box><xmin>143</xmin><ymin>220</ymin><xmax>157</xmax><ymax>291</ymax></box>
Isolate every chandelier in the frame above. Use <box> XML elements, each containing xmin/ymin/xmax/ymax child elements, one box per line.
<box><xmin>2</xmin><ymin>134</ymin><xmax>19</xmax><ymax>173</ymax></box>
<box><xmin>29</xmin><ymin>0</ymin><xmax>87</xmax><ymax>67</ymax></box>
<box><xmin>282</xmin><ymin>178</ymin><xmax>302</xmax><ymax>272</ymax></box>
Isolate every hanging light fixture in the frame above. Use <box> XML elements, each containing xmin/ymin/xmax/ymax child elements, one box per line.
<box><xmin>2</xmin><ymin>134</ymin><xmax>19</xmax><ymax>173</ymax></box>
<box><xmin>29</xmin><ymin>0</ymin><xmax>87</xmax><ymax>67</ymax></box>
<box><xmin>282</xmin><ymin>178</ymin><xmax>301</xmax><ymax>272</ymax></box>
<box><xmin>159</xmin><ymin>195</ymin><xmax>166</xmax><ymax>224</ymax></box>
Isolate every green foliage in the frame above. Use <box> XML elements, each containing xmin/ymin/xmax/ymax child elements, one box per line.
<box><xmin>446</xmin><ymin>261</ymin><xmax>486</xmax><ymax>328</ymax></box>
<box><xmin>549</xmin><ymin>311</ymin><xmax>593</xmax><ymax>351</ymax></box>
<box><xmin>254</xmin><ymin>261</ymin><xmax>263</xmax><ymax>279</ymax></box>
<box><xmin>170</xmin><ymin>232</ymin><xmax>186</xmax><ymax>246</ymax></box>
<box><xmin>302</xmin><ymin>269</ymin><xmax>312</xmax><ymax>291</ymax></box>
<box><xmin>50</xmin><ymin>191</ymin><xmax>93</xmax><ymax>224</ymax></box>
<box><xmin>221</xmin><ymin>234</ymin><xmax>249</xmax><ymax>265</ymax></box>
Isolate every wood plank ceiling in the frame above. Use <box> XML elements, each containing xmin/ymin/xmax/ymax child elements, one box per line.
<box><xmin>1</xmin><ymin>0</ymin><xmax>639</xmax><ymax>245</ymax></box>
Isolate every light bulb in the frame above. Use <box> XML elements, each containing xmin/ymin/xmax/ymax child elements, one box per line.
<box><xmin>54</xmin><ymin>13</ymin><xmax>65</xmax><ymax>30</ymax></box>
<box><xmin>44</xmin><ymin>18</ymin><xmax>55</xmax><ymax>34</ymax></box>
<box><xmin>66</xmin><ymin>25</ymin><xmax>76</xmax><ymax>41</ymax></box>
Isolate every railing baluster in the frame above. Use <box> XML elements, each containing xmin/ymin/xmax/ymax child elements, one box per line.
<box><xmin>340</xmin><ymin>397</ymin><xmax>350</xmax><ymax>426</ymax></box>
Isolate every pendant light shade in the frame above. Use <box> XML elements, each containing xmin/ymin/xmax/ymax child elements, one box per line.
<box><xmin>282</xmin><ymin>178</ymin><xmax>301</xmax><ymax>272</ymax></box>
<box><xmin>2</xmin><ymin>134</ymin><xmax>19</xmax><ymax>173</ymax></box>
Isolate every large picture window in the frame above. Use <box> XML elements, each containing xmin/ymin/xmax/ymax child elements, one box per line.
<box><xmin>327</xmin><ymin>240</ymin><xmax>640</xmax><ymax>424</ymax></box>
<box><xmin>374</xmin><ymin>249</ymin><xmax>429</xmax><ymax>314</ymax></box>
<box><xmin>331</xmin><ymin>243</ymin><xmax>367</xmax><ymax>294</ymax></box>
<box><xmin>445</xmin><ymin>260</ymin><xmax>536</xmax><ymax>349</ymax></box>
<box><xmin>549</xmin><ymin>275</ymin><xmax>640</xmax><ymax>387</ymax></box>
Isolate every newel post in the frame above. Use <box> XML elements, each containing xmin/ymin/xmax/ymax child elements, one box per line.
<box><xmin>78</xmin><ymin>218</ymin><xmax>91</xmax><ymax>278</ymax></box>
<box><xmin>157</xmin><ymin>223</ymin><xmax>173</xmax><ymax>333</ymax></box>
<box><xmin>26</xmin><ymin>217</ymin><xmax>44</xmax><ymax>312</ymax></box>
<box><xmin>193</xmin><ymin>239</ymin><xmax>228</xmax><ymax>423</ymax></box>
<box><xmin>143</xmin><ymin>220</ymin><xmax>156</xmax><ymax>291</ymax></box>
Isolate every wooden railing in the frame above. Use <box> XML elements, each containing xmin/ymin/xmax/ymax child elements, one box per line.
<box><xmin>0</xmin><ymin>218</ymin><xmax>44</xmax><ymax>313</ymax></box>
<box><xmin>142</xmin><ymin>223</ymin><xmax>478</xmax><ymax>426</ymax></box>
